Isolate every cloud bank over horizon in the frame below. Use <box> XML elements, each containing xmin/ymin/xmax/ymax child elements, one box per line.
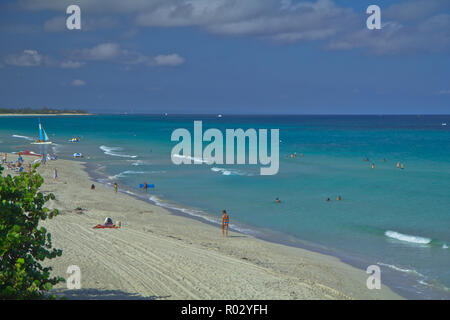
<box><xmin>0</xmin><ymin>0</ymin><xmax>448</xmax><ymax>114</ymax></box>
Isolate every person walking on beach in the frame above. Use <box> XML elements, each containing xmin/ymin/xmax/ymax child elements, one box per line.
<box><xmin>28</xmin><ymin>163</ymin><xmax>31</xmax><ymax>175</ymax></box>
<box><xmin>222</xmin><ymin>210</ymin><xmax>229</xmax><ymax>237</ymax></box>
<box><xmin>114</xmin><ymin>183</ymin><xmax>118</xmax><ymax>193</ymax></box>
<box><xmin>53</xmin><ymin>168</ymin><xmax>58</xmax><ymax>180</ymax></box>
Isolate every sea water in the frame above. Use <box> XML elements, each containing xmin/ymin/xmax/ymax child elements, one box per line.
<box><xmin>1</xmin><ymin>114</ymin><xmax>449</xmax><ymax>299</ymax></box>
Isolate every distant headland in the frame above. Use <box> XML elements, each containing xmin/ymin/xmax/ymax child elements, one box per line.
<box><xmin>0</xmin><ymin>107</ymin><xmax>93</xmax><ymax>116</ymax></box>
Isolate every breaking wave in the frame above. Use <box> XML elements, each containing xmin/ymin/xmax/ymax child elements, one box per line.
<box><xmin>100</xmin><ymin>145</ymin><xmax>137</xmax><ymax>158</ymax></box>
<box><xmin>385</xmin><ymin>230</ymin><xmax>431</xmax><ymax>245</ymax></box>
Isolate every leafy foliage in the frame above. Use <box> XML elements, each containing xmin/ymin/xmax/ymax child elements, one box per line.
<box><xmin>0</xmin><ymin>163</ymin><xmax>63</xmax><ymax>299</ymax></box>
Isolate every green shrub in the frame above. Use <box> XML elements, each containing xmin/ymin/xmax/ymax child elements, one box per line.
<box><xmin>0</xmin><ymin>163</ymin><xmax>63</xmax><ymax>299</ymax></box>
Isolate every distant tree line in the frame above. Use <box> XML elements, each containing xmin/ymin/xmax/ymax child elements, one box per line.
<box><xmin>0</xmin><ymin>107</ymin><xmax>88</xmax><ymax>114</ymax></box>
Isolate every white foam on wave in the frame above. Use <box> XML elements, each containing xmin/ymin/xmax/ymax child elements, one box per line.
<box><xmin>100</xmin><ymin>145</ymin><xmax>137</xmax><ymax>158</ymax></box>
<box><xmin>128</xmin><ymin>159</ymin><xmax>151</xmax><ymax>166</ymax></box>
<box><xmin>211</xmin><ymin>167</ymin><xmax>251</xmax><ymax>176</ymax></box>
<box><xmin>385</xmin><ymin>230</ymin><xmax>431</xmax><ymax>244</ymax></box>
<box><xmin>12</xmin><ymin>134</ymin><xmax>33</xmax><ymax>141</ymax></box>
<box><xmin>172</xmin><ymin>154</ymin><xmax>211</xmax><ymax>163</ymax></box>
<box><xmin>108</xmin><ymin>170</ymin><xmax>145</xmax><ymax>180</ymax></box>
<box><xmin>377</xmin><ymin>262</ymin><xmax>425</xmax><ymax>276</ymax></box>
<box><xmin>108</xmin><ymin>170</ymin><xmax>166</xmax><ymax>180</ymax></box>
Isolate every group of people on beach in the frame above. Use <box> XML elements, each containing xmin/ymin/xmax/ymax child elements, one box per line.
<box><xmin>1</xmin><ymin>153</ymin><xmax>27</xmax><ymax>173</ymax></box>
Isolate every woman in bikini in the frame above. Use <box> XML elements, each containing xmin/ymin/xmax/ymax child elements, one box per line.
<box><xmin>222</xmin><ymin>210</ymin><xmax>229</xmax><ymax>237</ymax></box>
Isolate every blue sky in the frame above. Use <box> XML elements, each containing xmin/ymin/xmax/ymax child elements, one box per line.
<box><xmin>0</xmin><ymin>0</ymin><xmax>449</xmax><ymax>114</ymax></box>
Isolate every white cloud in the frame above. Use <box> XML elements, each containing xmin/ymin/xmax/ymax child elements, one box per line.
<box><xmin>4</xmin><ymin>49</ymin><xmax>43</xmax><ymax>66</ymax></box>
<box><xmin>43</xmin><ymin>16</ymin><xmax>66</xmax><ymax>32</ymax></box>
<box><xmin>60</xmin><ymin>60</ymin><xmax>85</xmax><ymax>69</ymax></box>
<box><xmin>78</xmin><ymin>43</ymin><xmax>122</xmax><ymax>60</ymax></box>
<box><xmin>19</xmin><ymin>0</ymin><xmax>450</xmax><ymax>54</ymax></box>
<box><xmin>43</xmin><ymin>15</ymin><xmax>119</xmax><ymax>32</ymax></box>
<box><xmin>151</xmin><ymin>54</ymin><xmax>185</xmax><ymax>66</ymax></box>
<box><xmin>384</xmin><ymin>0</ymin><xmax>450</xmax><ymax>22</ymax></box>
<box><xmin>74</xmin><ymin>42</ymin><xmax>185</xmax><ymax>67</ymax></box>
<box><xmin>438</xmin><ymin>89</ymin><xmax>450</xmax><ymax>95</ymax></box>
<box><xmin>328</xmin><ymin>14</ymin><xmax>450</xmax><ymax>54</ymax></box>
<box><xmin>71</xmin><ymin>79</ymin><xmax>86</xmax><ymax>86</ymax></box>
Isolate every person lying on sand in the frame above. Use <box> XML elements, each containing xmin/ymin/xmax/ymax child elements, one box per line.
<box><xmin>93</xmin><ymin>217</ymin><xmax>120</xmax><ymax>229</ymax></box>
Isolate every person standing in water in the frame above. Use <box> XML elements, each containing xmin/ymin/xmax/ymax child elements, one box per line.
<box><xmin>222</xmin><ymin>210</ymin><xmax>229</xmax><ymax>237</ymax></box>
<box><xmin>143</xmin><ymin>182</ymin><xmax>148</xmax><ymax>192</ymax></box>
<box><xmin>114</xmin><ymin>183</ymin><xmax>118</xmax><ymax>193</ymax></box>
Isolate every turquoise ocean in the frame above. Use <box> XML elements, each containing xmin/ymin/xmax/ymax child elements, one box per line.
<box><xmin>1</xmin><ymin>115</ymin><xmax>449</xmax><ymax>299</ymax></box>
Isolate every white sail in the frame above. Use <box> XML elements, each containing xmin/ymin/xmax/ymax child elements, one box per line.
<box><xmin>43</xmin><ymin>128</ymin><xmax>49</xmax><ymax>141</ymax></box>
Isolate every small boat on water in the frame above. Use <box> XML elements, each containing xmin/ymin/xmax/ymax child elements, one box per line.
<box><xmin>73</xmin><ymin>152</ymin><xmax>83</xmax><ymax>158</ymax></box>
<box><xmin>442</xmin><ymin>123</ymin><xmax>447</xmax><ymax>126</ymax></box>
<box><xmin>69</xmin><ymin>137</ymin><xmax>79</xmax><ymax>142</ymax></box>
<box><xmin>31</xmin><ymin>119</ymin><xmax>52</xmax><ymax>145</ymax></box>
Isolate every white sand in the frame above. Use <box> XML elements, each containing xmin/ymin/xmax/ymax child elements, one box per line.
<box><xmin>2</xmin><ymin>153</ymin><xmax>403</xmax><ymax>299</ymax></box>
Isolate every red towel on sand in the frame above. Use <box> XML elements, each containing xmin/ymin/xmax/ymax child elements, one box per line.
<box><xmin>93</xmin><ymin>224</ymin><xmax>119</xmax><ymax>229</ymax></box>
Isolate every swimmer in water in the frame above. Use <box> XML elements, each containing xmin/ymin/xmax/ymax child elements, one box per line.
<box><xmin>401</xmin><ymin>163</ymin><xmax>404</xmax><ymax>169</ymax></box>
<box><xmin>337</xmin><ymin>195</ymin><xmax>342</xmax><ymax>201</ymax></box>
<box><xmin>275</xmin><ymin>197</ymin><xmax>281</xmax><ymax>203</ymax></box>
<box><xmin>371</xmin><ymin>163</ymin><xmax>375</xmax><ymax>169</ymax></box>
<box><xmin>396</xmin><ymin>162</ymin><xmax>400</xmax><ymax>168</ymax></box>
<box><xmin>326</xmin><ymin>198</ymin><xmax>331</xmax><ymax>202</ymax></box>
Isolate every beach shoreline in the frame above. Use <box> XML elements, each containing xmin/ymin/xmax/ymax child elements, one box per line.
<box><xmin>2</xmin><ymin>152</ymin><xmax>403</xmax><ymax>300</ymax></box>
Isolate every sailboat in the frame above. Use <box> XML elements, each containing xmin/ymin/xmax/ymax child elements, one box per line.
<box><xmin>31</xmin><ymin>119</ymin><xmax>52</xmax><ymax>145</ymax></box>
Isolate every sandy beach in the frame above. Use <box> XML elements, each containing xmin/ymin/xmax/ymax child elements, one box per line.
<box><xmin>1</xmin><ymin>152</ymin><xmax>403</xmax><ymax>300</ymax></box>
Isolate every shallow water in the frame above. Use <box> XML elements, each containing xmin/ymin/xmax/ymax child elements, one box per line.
<box><xmin>1</xmin><ymin>114</ymin><xmax>449</xmax><ymax>299</ymax></box>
